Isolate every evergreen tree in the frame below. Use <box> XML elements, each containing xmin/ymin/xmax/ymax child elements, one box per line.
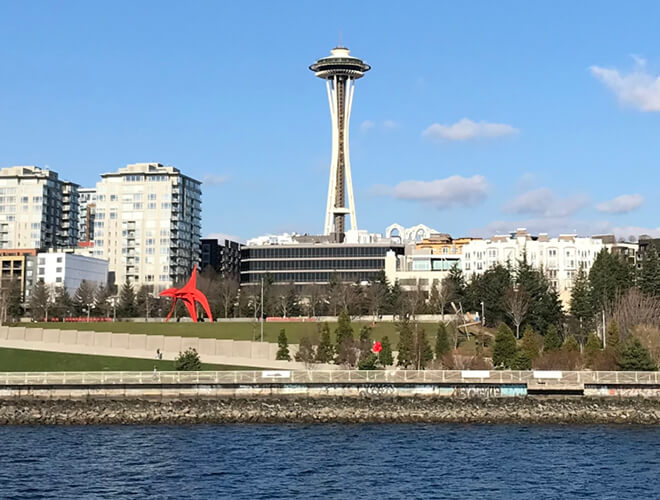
<box><xmin>136</xmin><ymin>285</ymin><xmax>157</xmax><ymax>319</ymax></box>
<box><xmin>388</xmin><ymin>280</ymin><xmax>403</xmax><ymax>318</ymax></box>
<box><xmin>396</xmin><ymin>320</ymin><xmax>414</xmax><ymax>367</ymax></box>
<box><xmin>617</xmin><ymin>338</ymin><xmax>656</xmax><ymax>371</ymax></box>
<box><xmin>429</xmin><ymin>280</ymin><xmax>441</xmax><ymax>315</ymax></box>
<box><xmin>543</xmin><ymin>325</ymin><xmax>562</xmax><ymax>352</ymax></box>
<box><xmin>6</xmin><ymin>280</ymin><xmax>24</xmax><ymax>321</ymax></box>
<box><xmin>412</xmin><ymin>328</ymin><xmax>434</xmax><ymax>370</ymax></box>
<box><xmin>295</xmin><ymin>335</ymin><xmax>316</xmax><ymax>364</ymax></box>
<box><xmin>569</xmin><ymin>267</ymin><xmax>595</xmax><ymax>339</ymax></box>
<box><xmin>562</xmin><ymin>335</ymin><xmax>580</xmax><ymax>353</ymax></box>
<box><xmin>584</xmin><ymin>332</ymin><xmax>602</xmax><ymax>369</ymax></box>
<box><xmin>520</xmin><ymin>325</ymin><xmax>541</xmax><ymax>360</ymax></box>
<box><xmin>589</xmin><ymin>249</ymin><xmax>634</xmax><ymax>313</ymax></box>
<box><xmin>445</xmin><ymin>263</ymin><xmax>466</xmax><ymax>306</ymax></box>
<box><xmin>379</xmin><ymin>336</ymin><xmax>394</xmax><ymax>367</ymax></box>
<box><xmin>434</xmin><ymin>322</ymin><xmax>451</xmax><ymax>359</ymax></box>
<box><xmin>639</xmin><ymin>246</ymin><xmax>660</xmax><ymax>298</ymax></box>
<box><xmin>467</xmin><ymin>264</ymin><xmax>512</xmax><ymax>327</ymax></box>
<box><xmin>94</xmin><ymin>284</ymin><xmax>113</xmax><ymax>317</ymax></box>
<box><xmin>174</xmin><ymin>348</ymin><xmax>202</xmax><ymax>371</ymax></box>
<box><xmin>52</xmin><ymin>287</ymin><xmax>73</xmax><ymax>319</ymax></box>
<box><xmin>606</xmin><ymin>322</ymin><xmax>621</xmax><ymax>353</ymax></box>
<box><xmin>510</xmin><ymin>350</ymin><xmax>532</xmax><ymax>370</ymax></box>
<box><xmin>118</xmin><ymin>281</ymin><xmax>137</xmax><ymax>318</ymax></box>
<box><xmin>358</xmin><ymin>325</ymin><xmax>372</xmax><ymax>361</ymax></box>
<box><xmin>334</xmin><ymin>310</ymin><xmax>354</xmax><ymax>351</ymax></box>
<box><xmin>29</xmin><ymin>280</ymin><xmax>51</xmax><ymax>321</ymax></box>
<box><xmin>492</xmin><ymin>323</ymin><xmax>517</xmax><ymax>368</ymax></box>
<box><xmin>275</xmin><ymin>328</ymin><xmax>291</xmax><ymax>361</ymax></box>
<box><xmin>73</xmin><ymin>280</ymin><xmax>97</xmax><ymax>316</ymax></box>
<box><xmin>315</xmin><ymin>322</ymin><xmax>334</xmax><ymax>363</ymax></box>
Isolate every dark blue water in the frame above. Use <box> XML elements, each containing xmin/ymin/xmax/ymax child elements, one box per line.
<box><xmin>0</xmin><ymin>425</ymin><xmax>658</xmax><ymax>499</ymax></box>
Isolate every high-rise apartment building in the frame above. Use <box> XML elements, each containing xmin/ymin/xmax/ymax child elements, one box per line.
<box><xmin>93</xmin><ymin>163</ymin><xmax>201</xmax><ymax>291</ymax></box>
<box><xmin>0</xmin><ymin>166</ymin><xmax>79</xmax><ymax>250</ymax></box>
<box><xmin>78</xmin><ymin>187</ymin><xmax>97</xmax><ymax>243</ymax></box>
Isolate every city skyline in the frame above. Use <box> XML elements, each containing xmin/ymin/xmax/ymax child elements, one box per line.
<box><xmin>1</xmin><ymin>2</ymin><xmax>659</xmax><ymax>241</ymax></box>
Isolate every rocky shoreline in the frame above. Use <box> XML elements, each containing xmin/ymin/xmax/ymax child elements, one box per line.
<box><xmin>1</xmin><ymin>397</ymin><xmax>659</xmax><ymax>425</ymax></box>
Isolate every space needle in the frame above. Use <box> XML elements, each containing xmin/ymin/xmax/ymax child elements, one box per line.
<box><xmin>310</xmin><ymin>45</ymin><xmax>370</xmax><ymax>241</ymax></box>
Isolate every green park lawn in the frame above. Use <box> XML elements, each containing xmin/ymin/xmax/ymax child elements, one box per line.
<box><xmin>21</xmin><ymin>320</ymin><xmax>404</xmax><ymax>345</ymax></box>
<box><xmin>0</xmin><ymin>347</ymin><xmax>255</xmax><ymax>372</ymax></box>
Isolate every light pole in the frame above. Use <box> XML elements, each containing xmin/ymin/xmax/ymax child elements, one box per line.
<box><xmin>480</xmin><ymin>301</ymin><xmax>485</xmax><ymax>326</ymax></box>
<box><xmin>260</xmin><ymin>278</ymin><xmax>264</xmax><ymax>342</ymax></box>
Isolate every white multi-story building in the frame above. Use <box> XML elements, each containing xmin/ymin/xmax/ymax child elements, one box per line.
<box><xmin>78</xmin><ymin>187</ymin><xmax>97</xmax><ymax>243</ymax></box>
<box><xmin>93</xmin><ymin>163</ymin><xmax>201</xmax><ymax>291</ymax></box>
<box><xmin>0</xmin><ymin>166</ymin><xmax>79</xmax><ymax>249</ymax></box>
<box><xmin>461</xmin><ymin>229</ymin><xmax>605</xmax><ymax>303</ymax></box>
<box><xmin>385</xmin><ymin>247</ymin><xmax>461</xmax><ymax>292</ymax></box>
<box><xmin>37</xmin><ymin>251</ymin><xmax>108</xmax><ymax>292</ymax></box>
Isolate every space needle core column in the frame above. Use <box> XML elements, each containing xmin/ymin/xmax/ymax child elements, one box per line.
<box><xmin>310</xmin><ymin>46</ymin><xmax>370</xmax><ymax>240</ymax></box>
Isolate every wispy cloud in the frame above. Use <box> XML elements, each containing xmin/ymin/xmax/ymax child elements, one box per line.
<box><xmin>203</xmin><ymin>174</ymin><xmax>230</xmax><ymax>186</ymax></box>
<box><xmin>374</xmin><ymin>175</ymin><xmax>488</xmax><ymax>209</ymax></box>
<box><xmin>360</xmin><ymin>120</ymin><xmax>375</xmax><ymax>132</ymax></box>
<box><xmin>361</xmin><ymin>119</ymin><xmax>398</xmax><ymax>132</ymax></box>
<box><xmin>422</xmin><ymin>118</ymin><xmax>518</xmax><ymax>142</ymax></box>
<box><xmin>503</xmin><ymin>187</ymin><xmax>589</xmax><ymax>218</ymax></box>
<box><xmin>469</xmin><ymin>219</ymin><xmax>660</xmax><ymax>240</ymax></box>
<box><xmin>596</xmin><ymin>194</ymin><xmax>645</xmax><ymax>214</ymax></box>
<box><xmin>590</xmin><ymin>56</ymin><xmax>660</xmax><ymax>111</ymax></box>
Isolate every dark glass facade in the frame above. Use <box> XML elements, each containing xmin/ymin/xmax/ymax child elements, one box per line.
<box><xmin>201</xmin><ymin>238</ymin><xmax>242</xmax><ymax>279</ymax></box>
<box><xmin>240</xmin><ymin>244</ymin><xmax>404</xmax><ymax>285</ymax></box>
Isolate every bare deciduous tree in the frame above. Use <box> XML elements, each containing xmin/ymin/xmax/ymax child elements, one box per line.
<box><xmin>612</xmin><ymin>287</ymin><xmax>660</xmax><ymax>340</ymax></box>
<box><xmin>505</xmin><ymin>287</ymin><xmax>529</xmax><ymax>339</ymax></box>
<box><xmin>217</xmin><ymin>277</ymin><xmax>239</xmax><ymax>318</ymax></box>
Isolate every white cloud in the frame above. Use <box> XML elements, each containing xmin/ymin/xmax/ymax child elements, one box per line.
<box><xmin>379</xmin><ymin>175</ymin><xmax>489</xmax><ymax>209</ymax></box>
<box><xmin>203</xmin><ymin>174</ymin><xmax>230</xmax><ymax>186</ymax></box>
<box><xmin>596</xmin><ymin>194</ymin><xmax>645</xmax><ymax>214</ymax></box>
<box><xmin>383</xmin><ymin>119</ymin><xmax>398</xmax><ymax>129</ymax></box>
<box><xmin>422</xmin><ymin>118</ymin><xmax>518</xmax><ymax>142</ymax></box>
<box><xmin>503</xmin><ymin>188</ymin><xmax>589</xmax><ymax>217</ymax></box>
<box><xmin>590</xmin><ymin>57</ymin><xmax>660</xmax><ymax>111</ymax></box>
<box><xmin>360</xmin><ymin>120</ymin><xmax>375</xmax><ymax>132</ymax></box>
<box><xmin>610</xmin><ymin>225</ymin><xmax>660</xmax><ymax>239</ymax></box>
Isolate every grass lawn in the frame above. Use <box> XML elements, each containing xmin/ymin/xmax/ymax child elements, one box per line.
<box><xmin>0</xmin><ymin>347</ymin><xmax>256</xmax><ymax>372</ymax></box>
<box><xmin>21</xmin><ymin>320</ymin><xmax>405</xmax><ymax>345</ymax></box>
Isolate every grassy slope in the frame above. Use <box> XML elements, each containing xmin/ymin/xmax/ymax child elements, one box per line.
<box><xmin>0</xmin><ymin>347</ymin><xmax>256</xmax><ymax>372</ymax></box>
<box><xmin>21</xmin><ymin>321</ymin><xmax>403</xmax><ymax>344</ymax></box>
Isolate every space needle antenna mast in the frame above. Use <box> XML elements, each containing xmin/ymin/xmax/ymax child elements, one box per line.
<box><xmin>310</xmin><ymin>42</ymin><xmax>370</xmax><ymax>241</ymax></box>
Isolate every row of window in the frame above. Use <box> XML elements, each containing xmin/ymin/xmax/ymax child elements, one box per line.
<box><xmin>241</xmin><ymin>270</ymin><xmax>381</xmax><ymax>283</ymax></box>
<box><xmin>243</xmin><ymin>246</ymin><xmax>394</xmax><ymax>259</ymax></box>
<box><xmin>241</xmin><ymin>258</ymin><xmax>385</xmax><ymax>271</ymax></box>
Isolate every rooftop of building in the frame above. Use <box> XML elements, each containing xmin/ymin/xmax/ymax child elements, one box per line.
<box><xmin>0</xmin><ymin>165</ymin><xmax>58</xmax><ymax>179</ymax></box>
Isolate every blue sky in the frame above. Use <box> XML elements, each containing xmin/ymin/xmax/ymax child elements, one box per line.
<box><xmin>1</xmin><ymin>1</ymin><xmax>659</xmax><ymax>241</ymax></box>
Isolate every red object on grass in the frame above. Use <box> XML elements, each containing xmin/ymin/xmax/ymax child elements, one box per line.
<box><xmin>372</xmin><ymin>341</ymin><xmax>382</xmax><ymax>353</ymax></box>
<box><xmin>159</xmin><ymin>264</ymin><xmax>213</xmax><ymax>323</ymax></box>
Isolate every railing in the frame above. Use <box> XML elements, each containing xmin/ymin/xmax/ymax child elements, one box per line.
<box><xmin>0</xmin><ymin>370</ymin><xmax>658</xmax><ymax>387</ymax></box>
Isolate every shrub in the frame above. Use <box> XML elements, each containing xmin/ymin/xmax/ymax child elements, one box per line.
<box><xmin>533</xmin><ymin>350</ymin><xmax>582</xmax><ymax>371</ymax></box>
<box><xmin>520</xmin><ymin>326</ymin><xmax>541</xmax><ymax>360</ymax></box>
<box><xmin>295</xmin><ymin>335</ymin><xmax>316</xmax><ymax>365</ymax></box>
<box><xmin>617</xmin><ymin>338</ymin><xmax>657</xmax><ymax>371</ymax></box>
<box><xmin>175</xmin><ymin>348</ymin><xmax>202</xmax><ymax>371</ymax></box>
<box><xmin>492</xmin><ymin>323</ymin><xmax>517</xmax><ymax>368</ymax></box>
<box><xmin>358</xmin><ymin>352</ymin><xmax>379</xmax><ymax>370</ymax></box>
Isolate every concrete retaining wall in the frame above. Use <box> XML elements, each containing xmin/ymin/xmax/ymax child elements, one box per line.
<box><xmin>0</xmin><ymin>326</ymin><xmax>321</xmax><ymax>370</ymax></box>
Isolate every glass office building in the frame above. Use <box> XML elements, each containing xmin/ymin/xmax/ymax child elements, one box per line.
<box><xmin>240</xmin><ymin>243</ymin><xmax>404</xmax><ymax>285</ymax></box>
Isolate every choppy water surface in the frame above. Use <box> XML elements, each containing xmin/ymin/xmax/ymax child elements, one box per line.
<box><xmin>0</xmin><ymin>424</ymin><xmax>658</xmax><ymax>499</ymax></box>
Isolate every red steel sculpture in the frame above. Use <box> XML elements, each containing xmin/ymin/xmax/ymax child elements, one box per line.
<box><xmin>159</xmin><ymin>265</ymin><xmax>213</xmax><ymax>323</ymax></box>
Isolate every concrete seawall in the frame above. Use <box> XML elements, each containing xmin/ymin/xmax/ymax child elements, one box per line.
<box><xmin>1</xmin><ymin>397</ymin><xmax>658</xmax><ymax>425</ymax></box>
